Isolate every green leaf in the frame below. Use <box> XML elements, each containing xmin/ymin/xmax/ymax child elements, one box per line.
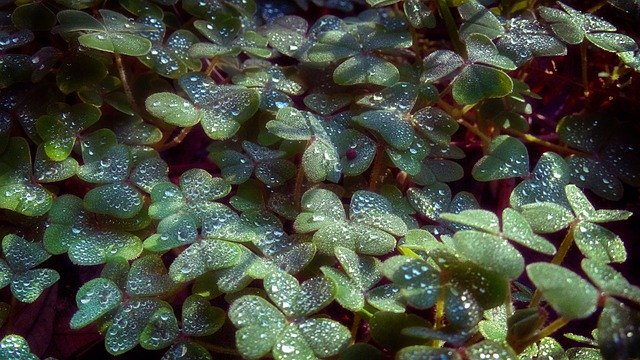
<box><xmin>105</xmin><ymin>299</ymin><xmax>164</xmax><ymax>355</ymax></box>
<box><xmin>2</xmin><ymin>234</ymin><xmax>50</xmax><ymax>272</ymax></box>
<box><xmin>510</xmin><ymin>152</ymin><xmax>571</xmax><ymax>210</ymax></box>
<box><xmin>162</xmin><ymin>342</ymin><xmax>212</xmax><ymax>360</ymax></box>
<box><xmin>566</xmin><ymin>156</ymin><xmax>623</xmax><ymax>201</ymax></box>
<box><xmin>336</xmin><ymin>129</ymin><xmax>376</xmax><ymax>176</ymax></box>
<box><xmin>179</xmin><ymin>73</ymin><xmax>259</xmax><ymax>140</ymax></box>
<box><xmin>412</xmin><ymin>107</ymin><xmax>459</xmax><ymax>145</ymax></box>
<box><xmin>472</xmin><ymin>136</ymin><xmax>529</xmax><ymax>181</ymax></box>
<box><xmin>370</xmin><ymin>312</ymin><xmax>428</xmax><ymax>351</ymax></box>
<box><xmin>313</xmin><ymin>223</ymin><xmax>396</xmax><ymax>256</ymax></box>
<box><xmin>33</xmin><ymin>144</ymin><xmax>79</xmax><ymax>183</ymax></box>
<box><xmin>79</xmin><ymin>32</ymin><xmax>152</xmax><ymax>56</ymax></box>
<box><xmin>407</xmin><ymin>183</ymin><xmax>451</xmax><ymax>220</ymax></box>
<box><xmin>303</xmin><ymin>137</ymin><xmax>340</xmax><ymax>183</ymax></box>
<box><xmin>11</xmin><ymin>3</ymin><xmax>57</xmax><ymax>31</ymax></box>
<box><xmin>11</xmin><ymin>268</ymin><xmax>59</xmax><ymax>303</ymax></box>
<box><xmin>127</xmin><ymin>255</ymin><xmax>176</xmax><ymax>296</ymax></box>
<box><xmin>520</xmin><ymin>202</ymin><xmax>575</xmax><ymax>233</ymax></box>
<box><xmin>466</xmin><ymin>34</ymin><xmax>516</xmax><ymax>70</ymax></box>
<box><xmin>0</xmin><ymin>335</ymin><xmax>38</xmax><ymax>360</ymax></box>
<box><xmin>538</xmin><ymin>5</ymin><xmax>584</xmax><ymax>45</ymax></box>
<box><xmin>466</xmin><ymin>340</ymin><xmax>517</xmax><ymax>360</ymax></box>
<box><xmin>169</xmin><ymin>240</ymin><xmax>242</xmax><ymax>282</ymax></box>
<box><xmin>404</xmin><ymin>0</ymin><xmax>436</xmax><ymax>28</ymax></box>
<box><xmin>182</xmin><ymin>294</ymin><xmax>225</xmax><ymax>337</ymax></box>
<box><xmin>597</xmin><ymin>298</ymin><xmax>640</xmax><ymax>359</ymax></box>
<box><xmin>502</xmin><ymin>208</ymin><xmax>556</xmax><ymax>255</ymax></box>
<box><xmin>367</xmin><ymin>284</ymin><xmax>405</xmax><ymax>312</ymax></box>
<box><xmin>397</xmin><ymin>346</ymin><xmax>462</xmax><ymax>360</ymax></box>
<box><xmin>78</xmin><ymin>144</ymin><xmax>131</xmax><ymax>183</ymax></box>
<box><xmin>350</xmin><ymin>191</ymin><xmax>407</xmax><ymax>236</ymax></box>
<box><xmin>452</xmin><ymin>64</ymin><xmax>513</xmax><ymax>105</ymax></box>
<box><xmin>266</xmin><ymin>16</ymin><xmax>308</xmax><ymax>57</ymax></box>
<box><xmin>295</xmin><ymin>318</ymin><xmax>351</xmax><ymax>357</ymax></box>
<box><xmin>382</xmin><ymin>256</ymin><xmax>440</xmax><ymax>309</ymax></box>
<box><xmin>496</xmin><ymin>16</ymin><xmax>567</xmax><ymax>66</ymax></box>
<box><xmin>307</xmin><ymin>31</ymin><xmax>360</xmax><ymax>63</ymax></box>
<box><xmin>264</xmin><ymin>271</ymin><xmax>334</xmax><ymax>317</ymax></box>
<box><xmin>229</xmin><ymin>295</ymin><xmax>286</xmax><ymax>359</ymax></box>
<box><xmin>334</xmin><ymin>55</ymin><xmax>399</xmax><ymax>86</ymax></box>
<box><xmin>70</xmin><ymin>278</ymin><xmax>122</xmax><ymax>329</ymax></box>
<box><xmin>421</xmin><ymin>50</ymin><xmax>464</xmax><ymax>83</ymax></box>
<box><xmin>458</xmin><ymin>0</ymin><xmax>505</xmax><ymax>39</ymax></box>
<box><xmin>267</xmin><ymin>107</ymin><xmax>316</xmax><ymax>140</ymax></box>
<box><xmin>582</xmin><ymin>259</ymin><xmax>640</xmax><ymax>303</ymax></box>
<box><xmin>573</xmin><ymin>221</ymin><xmax>626</xmax><ymax>263</ymax></box>
<box><xmin>84</xmin><ymin>182</ymin><xmax>143</xmax><ymax>219</ymax></box>
<box><xmin>527</xmin><ymin>262</ymin><xmax>598</xmax><ymax>319</ymax></box>
<box><xmin>353</xmin><ymin>110</ymin><xmax>415</xmax><ymax>150</ymax></box>
<box><xmin>146</xmin><ymin>92</ymin><xmax>199</xmax><ymax>127</ymax></box>
<box><xmin>0</xmin><ymin>183</ymin><xmax>52</xmax><ymax>217</ymax></box>
<box><xmin>440</xmin><ymin>210</ymin><xmax>500</xmax><ymax>234</ymax></box>
<box><xmin>139</xmin><ymin>307</ymin><xmax>180</xmax><ymax>350</ymax></box>
<box><xmin>452</xmin><ymin>231</ymin><xmax>524</xmax><ymax>279</ymax></box>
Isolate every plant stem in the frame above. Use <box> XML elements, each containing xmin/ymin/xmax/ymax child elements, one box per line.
<box><xmin>369</xmin><ymin>143</ymin><xmax>387</xmax><ymax>192</ymax></box>
<box><xmin>435</xmin><ymin>0</ymin><xmax>466</xmax><ymax>56</ymax></box>
<box><xmin>437</xmin><ymin>100</ymin><xmax>491</xmax><ymax>146</ymax></box>
<box><xmin>157</xmin><ymin>126</ymin><xmax>193</xmax><ymax>151</ymax></box>
<box><xmin>502</xmin><ymin>128</ymin><xmax>589</xmax><ymax>157</ymax></box>
<box><xmin>439</xmin><ymin>99</ymin><xmax>589</xmax><ymax>156</ymax></box>
<box><xmin>514</xmin><ymin>316</ymin><xmax>570</xmax><ymax>353</ymax></box>
<box><xmin>114</xmin><ymin>53</ymin><xmax>139</xmax><ymax>114</ymax></box>
<box><xmin>581</xmin><ymin>40</ymin><xmax>590</xmax><ymax>97</ymax></box>
<box><xmin>528</xmin><ymin>224</ymin><xmax>576</xmax><ymax>308</ymax></box>
<box><xmin>350</xmin><ymin>313</ymin><xmax>361</xmax><ymax>344</ymax></box>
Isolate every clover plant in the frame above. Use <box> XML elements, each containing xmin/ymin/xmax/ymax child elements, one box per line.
<box><xmin>1</xmin><ymin>0</ymin><xmax>640</xmax><ymax>359</ymax></box>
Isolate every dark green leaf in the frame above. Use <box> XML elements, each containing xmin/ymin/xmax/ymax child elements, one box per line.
<box><xmin>527</xmin><ymin>262</ymin><xmax>598</xmax><ymax>319</ymax></box>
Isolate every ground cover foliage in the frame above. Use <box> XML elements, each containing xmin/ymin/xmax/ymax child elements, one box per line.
<box><xmin>1</xmin><ymin>0</ymin><xmax>640</xmax><ymax>358</ymax></box>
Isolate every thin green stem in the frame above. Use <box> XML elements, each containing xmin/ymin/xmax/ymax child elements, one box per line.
<box><xmin>513</xmin><ymin>317</ymin><xmax>570</xmax><ymax>354</ymax></box>
<box><xmin>114</xmin><ymin>53</ymin><xmax>139</xmax><ymax>114</ymax></box>
<box><xmin>502</xmin><ymin>128</ymin><xmax>589</xmax><ymax>157</ymax></box>
<box><xmin>156</xmin><ymin>126</ymin><xmax>193</xmax><ymax>151</ymax></box>
<box><xmin>438</xmin><ymin>100</ymin><xmax>491</xmax><ymax>145</ymax></box>
<box><xmin>528</xmin><ymin>224</ymin><xmax>576</xmax><ymax>308</ymax></box>
<box><xmin>435</xmin><ymin>0</ymin><xmax>466</xmax><ymax>56</ymax></box>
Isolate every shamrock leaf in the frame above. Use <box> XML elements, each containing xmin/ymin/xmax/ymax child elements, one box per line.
<box><xmin>179</xmin><ymin>73</ymin><xmax>259</xmax><ymax>140</ymax></box>
<box><xmin>0</xmin><ymin>234</ymin><xmax>59</xmax><ymax>303</ymax></box>
<box><xmin>472</xmin><ymin>135</ymin><xmax>529</xmax><ymax>181</ymax></box>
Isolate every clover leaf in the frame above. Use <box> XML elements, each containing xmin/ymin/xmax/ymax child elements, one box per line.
<box><xmin>105</xmin><ymin>299</ymin><xmax>178</xmax><ymax>354</ymax></box>
<box><xmin>321</xmin><ymin>246</ymin><xmax>382</xmax><ymax>311</ymax></box>
<box><xmin>295</xmin><ymin>188</ymin><xmax>406</xmax><ymax>255</ymax></box>
<box><xmin>138</xmin><ymin>22</ymin><xmax>201</xmax><ymax>78</ymax></box>
<box><xmin>472</xmin><ymin>135</ymin><xmax>529</xmax><ymax>181</ymax></box>
<box><xmin>230</xmin><ymin>294</ymin><xmax>350</xmax><ymax>360</ymax></box>
<box><xmin>539</xmin><ymin>2</ymin><xmax>638</xmax><ymax>52</ymax></box>
<box><xmin>36</xmin><ymin>103</ymin><xmax>101</xmax><ymax>161</ymax></box>
<box><xmin>44</xmin><ymin>195</ymin><xmax>143</xmax><ymax>265</ymax></box>
<box><xmin>0</xmin><ymin>335</ymin><xmax>39</xmax><ymax>360</ymax></box>
<box><xmin>527</xmin><ymin>262</ymin><xmax>598</xmax><ymax>319</ymax></box>
<box><xmin>179</xmin><ymin>73</ymin><xmax>259</xmax><ymax>140</ymax></box>
<box><xmin>597</xmin><ymin>298</ymin><xmax>640</xmax><ymax>359</ymax></box>
<box><xmin>0</xmin><ymin>137</ymin><xmax>53</xmax><ymax>216</ymax></box>
<box><xmin>0</xmin><ymin>234</ymin><xmax>59</xmax><ymax>303</ymax></box>
<box><xmin>70</xmin><ymin>278</ymin><xmax>122</xmax><ymax>329</ymax></box>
